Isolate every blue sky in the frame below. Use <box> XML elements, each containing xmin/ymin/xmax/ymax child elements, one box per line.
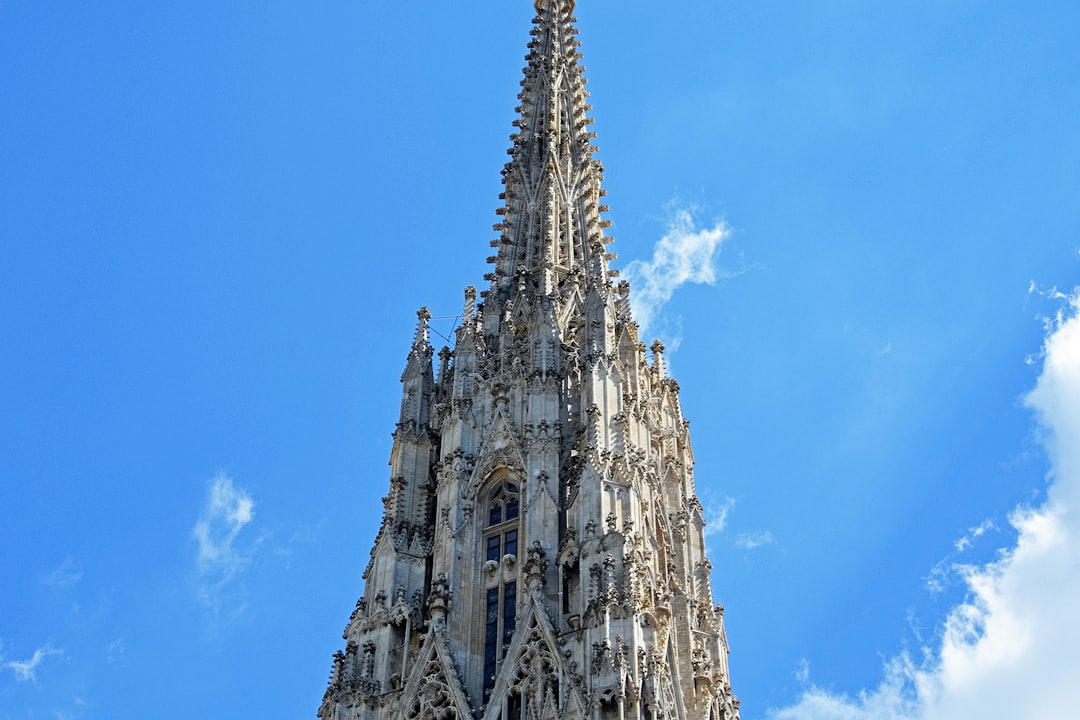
<box><xmin>2</xmin><ymin>2</ymin><xmax>1079</xmax><ymax>719</ymax></box>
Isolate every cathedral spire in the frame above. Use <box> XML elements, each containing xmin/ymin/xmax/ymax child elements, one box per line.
<box><xmin>487</xmin><ymin>0</ymin><xmax>614</xmax><ymax>308</ymax></box>
<box><xmin>321</xmin><ymin>6</ymin><xmax>740</xmax><ymax>720</ymax></box>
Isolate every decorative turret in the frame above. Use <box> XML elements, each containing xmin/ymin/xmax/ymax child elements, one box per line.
<box><xmin>399</xmin><ymin>307</ymin><xmax>435</xmax><ymax>430</ymax></box>
<box><xmin>320</xmin><ymin>3</ymin><xmax>739</xmax><ymax>720</ymax></box>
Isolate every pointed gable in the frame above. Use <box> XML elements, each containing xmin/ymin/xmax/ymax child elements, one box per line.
<box><xmin>482</xmin><ymin>593</ymin><xmax>588</xmax><ymax>720</ymax></box>
<box><xmin>468</xmin><ymin>407</ymin><xmax>528</xmax><ymax>497</ymax></box>
<box><xmin>395</xmin><ymin>630</ymin><xmax>474</xmax><ymax>720</ymax></box>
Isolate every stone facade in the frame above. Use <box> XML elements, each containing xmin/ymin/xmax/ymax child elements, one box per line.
<box><xmin>319</xmin><ymin>2</ymin><xmax>739</xmax><ymax>719</ymax></box>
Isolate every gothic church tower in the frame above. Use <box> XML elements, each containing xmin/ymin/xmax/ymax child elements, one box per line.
<box><xmin>319</xmin><ymin>2</ymin><xmax>739</xmax><ymax>719</ymax></box>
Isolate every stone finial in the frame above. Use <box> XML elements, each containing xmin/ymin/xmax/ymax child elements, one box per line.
<box><xmin>651</xmin><ymin>340</ymin><xmax>666</xmax><ymax>378</ymax></box>
<box><xmin>427</xmin><ymin>573</ymin><xmax>451</xmax><ymax>626</ymax></box>
<box><xmin>463</xmin><ymin>286</ymin><xmax>476</xmax><ymax>319</ymax></box>
<box><xmin>413</xmin><ymin>306</ymin><xmax>431</xmax><ymax>350</ymax></box>
<box><xmin>535</xmin><ymin>0</ymin><xmax>576</xmax><ymax>14</ymax></box>
<box><xmin>437</xmin><ymin>346</ymin><xmax>452</xmax><ymax>384</ymax></box>
<box><xmin>524</xmin><ymin>540</ymin><xmax>549</xmax><ymax>590</ymax></box>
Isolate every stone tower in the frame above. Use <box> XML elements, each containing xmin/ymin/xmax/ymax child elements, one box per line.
<box><xmin>319</xmin><ymin>2</ymin><xmax>739</xmax><ymax>719</ymax></box>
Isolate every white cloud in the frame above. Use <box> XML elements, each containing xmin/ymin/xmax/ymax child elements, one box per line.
<box><xmin>192</xmin><ymin>473</ymin><xmax>257</xmax><ymax>606</ymax></box>
<box><xmin>770</xmin><ymin>655</ymin><xmax>923</xmax><ymax>720</ymax></box>
<box><xmin>1</xmin><ymin>643</ymin><xmax>63</xmax><ymax>685</ymax></box>
<box><xmin>622</xmin><ymin>204</ymin><xmax>731</xmax><ymax>338</ymax></box>
<box><xmin>766</xmin><ymin>288</ymin><xmax>1080</xmax><ymax>720</ymax></box>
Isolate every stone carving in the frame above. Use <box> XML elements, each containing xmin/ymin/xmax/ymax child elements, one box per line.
<box><xmin>403</xmin><ymin>660</ymin><xmax>459</xmax><ymax>720</ymax></box>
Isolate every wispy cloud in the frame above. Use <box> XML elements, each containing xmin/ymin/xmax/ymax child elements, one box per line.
<box><xmin>54</xmin><ymin>697</ymin><xmax>89</xmax><ymax>720</ymax></box>
<box><xmin>767</xmin><ymin>287</ymin><xmax>1080</xmax><ymax>720</ymax></box>
<box><xmin>953</xmin><ymin>519</ymin><xmax>997</xmax><ymax>553</ymax></box>
<box><xmin>736</xmin><ymin>531</ymin><xmax>776</xmax><ymax>550</ymax></box>
<box><xmin>622</xmin><ymin>203</ymin><xmax>732</xmax><ymax>340</ymax></box>
<box><xmin>105</xmin><ymin>638</ymin><xmax>125</xmax><ymax>665</ymax></box>
<box><xmin>43</xmin><ymin>557</ymin><xmax>82</xmax><ymax>590</ymax></box>
<box><xmin>924</xmin><ymin>519</ymin><xmax>1002</xmax><ymax>595</ymax></box>
<box><xmin>1</xmin><ymin>642</ymin><xmax>63</xmax><ymax>685</ymax></box>
<box><xmin>703</xmin><ymin>496</ymin><xmax>737</xmax><ymax>538</ymax></box>
<box><xmin>795</xmin><ymin>658</ymin><xmax>812</xmax><ymax>684</ymax></box>
<box><xmin>192</xmin><ymin>473</ymin><xmax>257</xmax><ymax>608</ymax></box>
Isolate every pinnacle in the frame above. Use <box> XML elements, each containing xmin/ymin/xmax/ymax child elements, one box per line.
<box><xmin>651</xmin><ymin>340</ymin><xmax>667</xmax><ymax>378</ymax></box>
<box><xmin>412</xmin><ymin>306</ymin><xmax>432</xmax><ymax>352</ymax></box>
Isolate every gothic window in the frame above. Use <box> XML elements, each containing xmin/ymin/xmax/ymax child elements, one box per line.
<box><xmin>483</xmin><ymin>480</ymin><xmax>521</xmax><ymax>703</ymax></box>
<box><xmin>488</xmin><ymin>483</ymin><xmax>519</xmax><ymax>526</ymax></box>
<box><xmin>486</xmin><ymin>482</ymin><xmax>520</xmax><ymax>560</ymax></box>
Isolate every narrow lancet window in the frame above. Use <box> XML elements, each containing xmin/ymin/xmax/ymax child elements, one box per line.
<box><xmin>483</xmin><ymin>479</ymin><xmax>522</xmax><ymax>704</ymax></box>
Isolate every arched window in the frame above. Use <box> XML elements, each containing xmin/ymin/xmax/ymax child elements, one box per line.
<box><xmin>487</xmin><ymin>483</ymin><xmax>519</xmax><ymax>526</ymax></box>
<box><xmin>486</xmin><ymin>483</ymin><xmax>520</xmax><ymax>560</ymax></box>
<box><xmin>483</xmin><ymin>480</ymin><xmax>520</xmax><ymax>703</ymax></box>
